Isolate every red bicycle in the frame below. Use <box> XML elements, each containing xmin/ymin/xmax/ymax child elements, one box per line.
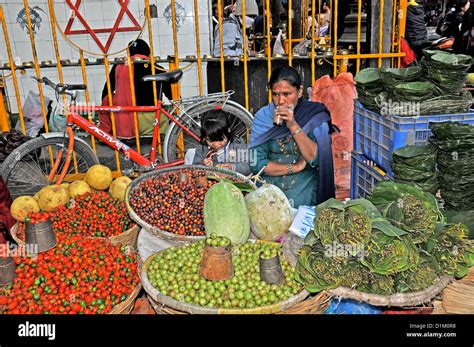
<box><xmin>1</xmin><ymin>69</ymin><xmax>253</xmax><ymax>198</ymax></box>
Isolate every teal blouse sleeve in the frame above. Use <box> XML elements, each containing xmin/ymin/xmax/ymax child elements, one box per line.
<box><xmin>249</xmin><ymin>142</ymin><xmax>270</xmax><ymax>174</ymax></box>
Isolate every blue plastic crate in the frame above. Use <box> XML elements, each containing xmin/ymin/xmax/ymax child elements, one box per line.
<box><xmin>354</xmin><ymin>101</ymin><xmax>474</xmax><ymax>175</ymax></box>
<box><xmin>350</xmin><ymin>152</ymin><xmax>393</xmax><ymax>199</ymax></box>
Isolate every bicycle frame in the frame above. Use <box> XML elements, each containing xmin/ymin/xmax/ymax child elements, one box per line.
<box><xmin>50</xmin><ymin>102</ymin><xmax>201</xmax><ymax>184</ymax></box>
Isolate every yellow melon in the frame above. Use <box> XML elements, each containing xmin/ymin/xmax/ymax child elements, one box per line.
<box><xmin>85</xmin><ymin>164</ymin><xmax>113</xmax><ymax>190</ymax></box>
<box><xmin>109</xmin><ymin>176</ymin><xmax>132</xmax><ymax>201</ymax></box>
<box><xmin>68</xmin><ymin>180</ymin><xmax>92</xmax><ymax>198</ymax></box>
<box><xmin>10</xmin><ymin>196</ymin><xmax>40</xmax><ymax>222</ymax></box>
<box><xmin>37</xmin><ymin>185</ymin><xmax>70</xmax><ymax>212</ymax></box>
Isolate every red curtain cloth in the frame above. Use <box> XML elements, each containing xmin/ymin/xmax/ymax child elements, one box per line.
<box><xmin>99</xmin><ymin>54</ymin><xmax>149</xmax><ymax>139</ymax></box>
<box><xmin>311</xmin><ymin>73</ymin><xmax>356</xmax><ymax>200</ymax></box>
<box><xmin>0</xmin><ymin>177</ymin><xmax>15</xmax><ymax>244</ymax></box>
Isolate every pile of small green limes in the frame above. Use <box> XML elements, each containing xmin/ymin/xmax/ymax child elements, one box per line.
<box><xmin>205</xmin><ymin>233</ymin><xmax>230</xmax><ymax>247</ymax></box>
<box><xmin>260</xmin><ymin>246</ymin><xmax>279</xmax><ymax>259</ymax></box>
<box><xmin>147</xmin><ymin>240</ymin><xmax>302</xmax><ymax>309</ymax></box>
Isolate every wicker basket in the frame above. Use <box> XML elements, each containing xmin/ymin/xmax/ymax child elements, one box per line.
<box><xmin>327</xmin><ymin>276</ymin><xmax>453</xmax><ymax>307</ymax></box>
<box><xmin>109</xmin><ymin>282</ymin><xmax>142</xmax><ymax>314</ymax></box>
<box><xmin>10</xmin><ymin>222</ymin><xmax>140</xmax><ymax>250</ymax></box>
<box><xmin>125</xmin><ymin>165</ymin><xmax>255</xmax><ymax>244</ymax></box>
<box><xmin>147</xmin><ymin>291</ymin><xmax>330</xmax><ymax>315</ymax></box>
<box><xmin>6</xmin><ymin>229</ymin><xmax>142</xmax><ymax>314</ymax></box>
<box><xmin>140</xmin><ymin>243</ymin><xmax>310</xmax><ymax>314</ymax></box>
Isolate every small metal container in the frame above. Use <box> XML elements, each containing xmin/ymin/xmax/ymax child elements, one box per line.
<box><xmin>0</xmin><ymin>256</ymin><xmax>17</xmax><ymax>286</ymax></box>
<box><xmin>259</xmin><ymin>253</ymin><xmax>284</xmax><ymax>285</ymax></box>
<box><xmin>25</xmin><ymin>220</ymin><xmax>57</xmax><ymax>254</ymax></box>
<box><xmin>200</xmin><ymin>243</ymin><xmax>233</xmax><ymax>281</ymax></box>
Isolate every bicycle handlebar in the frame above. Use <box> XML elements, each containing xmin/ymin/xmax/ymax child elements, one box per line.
<box><xmin>32</xmin><ymin>76</ymin><xmax>87</xmax><ymax>94</ymax></box>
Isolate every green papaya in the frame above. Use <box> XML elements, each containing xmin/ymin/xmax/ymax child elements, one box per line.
<box><xmin>204</xmin><ymin>182</ymin><xmax>250</xmax><ymax>245</ymax></box>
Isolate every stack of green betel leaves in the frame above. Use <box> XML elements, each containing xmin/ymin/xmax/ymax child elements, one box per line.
<box><xmin>380</xmin><ymin>67</ymin><xmax>422</xmax><ymax>88</ymax></box>
<box><xmin>391</xmin><ymin>81</ymin><xmax>435</xmax><ymax>102</ymax></box>
<box><xmin>421</xmin><ymin>50</ymin><xmax>473</xmax><ymax>96</ymax></box>
<box><xmin>391</xmin><ymin>144</ymin><xmax>439</xmax><ymax>195</ymax></box>
<box><xmin>355</xmin><ymin>68</ymin><xmax>384</xmax><ymax>111</ymax></box>
<box><xmin>295</xmin><ymin>182</ymin><xmax>474</xmax><ymax>296</ymax></box>
<box><xmin>376</xmin><ymin>89</ymin><xmax>472</xmax><ymax>116</ymax></box>
<box><xmin>430</xmin><ymin>122</ymin><xmax>474</xmax><ymax>211</ymax></box>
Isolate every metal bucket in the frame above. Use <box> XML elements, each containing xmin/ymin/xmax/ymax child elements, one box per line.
<box><xmin>259</xmin><ymin>254</ymin><xmax>284</xmax><ymax>285</ymax></box>
<box><xmin>0</xmin><ymin>256</ymin><xmax>17</xmax><ymax>286</ymax></box>
<box><xmin>25</xmin><ymin>220</ymin><xmax>57</xmax><ymax>254</ymax></box>
<box><xmin>199</xmin><ymin>244</ymin><xmax>234</xmax><ymax>281</ymax></box>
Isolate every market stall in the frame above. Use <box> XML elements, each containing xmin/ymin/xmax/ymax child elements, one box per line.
<box><xmin>1</xmin><ymin>49</ymin><xmax>474</xmax><ymax>316</ymax></box>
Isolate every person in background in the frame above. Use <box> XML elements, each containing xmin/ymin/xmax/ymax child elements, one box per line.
<box><xmin>405</xmin><ymin>0</ymin><xmax>430</xmax><ymax>60</ymax></box>
<box><xmin>234</xmin><ymin>0</ymin><xmax>259</xmax><ymax>37</ymax></box>
<box><xmin>306</xmin><ymin>1</ymin><xmax>330</xmax><ymax>38</ymax></box>
<box><xmin>320</xmin><ymin>1</ymin><xmax>331</xmax><ymax>27</ymax></box>
<box><xmin>249</xmin><ymin>66</ymin><xmax>335</xmax><ymax>208</ymax></box>
<box><xmin>100</xmin><ymin>39</ymin><xmax>172</xmax><ymax>139</ymax></box>
<box><xmin>192</xmin><ymin>110</ymin><xmax>251</xmax><ymax>176</ymax></box>
<box><xmin>450</xmin><ymin>0</ymin><xmax>472</xmax><ymax>54</ymax></box>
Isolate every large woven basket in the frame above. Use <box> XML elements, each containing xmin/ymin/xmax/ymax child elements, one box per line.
<box><xmin>147</xmin><ymin>291</ymin><xmax>330</xmax><ymax>315</ymax></box>
<box><xmin>6</xmin><ymin>229</ymin><xmax>141</xmax><ymax>314</ymax></box>
<box><xmin>10</xmin><ymin>222</ymin><xmax>139</xmax><ymax>250</ymax></box>
<box><xmin>327</xmin><ymin>276</ymin><xmax>453</xmax><ymax>307</ymax></box>
<box><xmin>125</xmin><ymin>165</ymin><xmax>255</xmax><ymax>243</ymax></box>
<box><xmin>140</xmin><ymin>243</ymin><xmax>310</xmax><ymax>314</ymax></box>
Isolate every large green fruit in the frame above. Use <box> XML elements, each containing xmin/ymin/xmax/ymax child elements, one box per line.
<box><xmin>204</xmin><ymin>182</ymin><xmax>250</xmax><ymax>245</ymax></box>
<box><xmin>245</xmin><ymin>184</ymin><xmax>293</xmax><ymax>241</ymax></box>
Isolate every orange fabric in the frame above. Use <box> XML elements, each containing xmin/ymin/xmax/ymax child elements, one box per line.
<box><xmin>400</xmin><ymin>38</ymin><xmax>417</xmax><ymax>67</ymax></box>
<box><xmin>311</xmin><ymin>73</ymin><xmax>356</xmax><ymax>200</ymax></box>
<box><xmin>99</xmin><ymin>54</ymin><xmax>148</xmax><ymax>139</ymax></box>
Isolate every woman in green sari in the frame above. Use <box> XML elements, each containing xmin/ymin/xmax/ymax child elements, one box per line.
<box><xmin>249</xmin><ymin>66</ymin><xmax>335</xmax><ymax>208</ymax></box>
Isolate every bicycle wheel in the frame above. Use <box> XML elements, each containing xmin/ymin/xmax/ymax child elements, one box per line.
<box><xmin>1</xmin><ymin>135</ymin><xmax>99</xmax><ymax>199</ymax></box>
<box><xmin>163</xmin><ymin>101</ymin><xmax>253</xmax><ymax>162</ymax></box>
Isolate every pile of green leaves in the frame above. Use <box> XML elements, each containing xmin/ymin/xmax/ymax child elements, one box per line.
<box><xmin>391</xmin><ymin>145</ymin><xmax>439</xmax><ymax>195</ymax></box>
<box><xmin>362</xmin><ymin>230</ymin><xmax>419</xmax><ymax>275</ymax></box>
<box><xmin>312</xmin><ymin>198</ymin><xmax>376</xmax><ymax>247</ymax></box>
<box><xmin>421</xmin><ymin>50</ymin><xmax>472</xmax><ymax>96</ymax></box>
<box><xmin>294</xmin><ymin>244</ymin><xmax>347</xmax><ymax>293</ymax></box>
<box><xmin>295</xmin><ymin>182</ymin><xmax>474</xmax><ymax>296</ymax></box>
<box><xmin>355</xmin><ymin>68</ymin><xmax>384</xmax><ymax>111</ymax></box>
<box><xmin>297</xmin><ymin>197</ymin><xmax>424</xmax><ymax>295</ymax></box>
<box><xmin>430</xmin><ymin>122</ymin><xmax>474</xmax><ymax>211</ymax></box>
<box><xmin>395</xmin><ymin>262</ymin><xmax>439</xmax><ymax>293</ymax></box>
<box><xmin>422</xmin><ymin>223</ymin><xmax>474</xmax><ymax>278</ymax></box>
<box><xmin>368</xmin><ymin>181</ymin><xmax>444</xmax><ymax>244</ymax></box>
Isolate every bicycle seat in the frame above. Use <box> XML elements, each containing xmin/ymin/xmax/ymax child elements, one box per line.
<box><xmin>142</xmin><ymin>69</ymin><xmax>183</xmax><ymax>84</ymax></box>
